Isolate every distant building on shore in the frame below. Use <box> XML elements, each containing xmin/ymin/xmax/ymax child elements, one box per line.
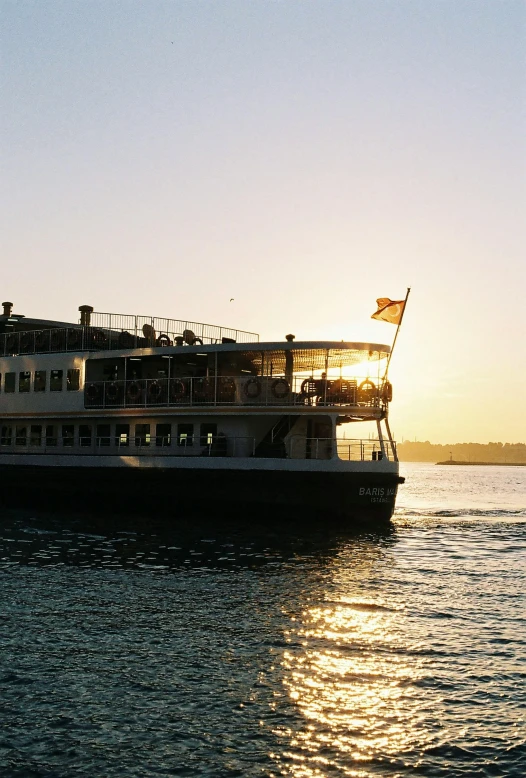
<box><xmin>397</xmin><ymin>441</ymin><xmax>526</xmax><ymax>464</ymax></box>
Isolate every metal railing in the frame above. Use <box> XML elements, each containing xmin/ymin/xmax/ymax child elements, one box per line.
<box><xmin>88</xmin><ymin>311</ymin><xmax>259</xmax><ymax>346</ymax></box>
<box><xmin>0</xmin><ymin>435</ymin><xmax>394</xmax><ymax>462</ymax></box>
<box><xmin>288</xmin><ymin>437</ymin><xmax>393</xmax><ymax>461</ymax></box>
<box><xmin>84</xmin><ymin>375</ymin><xmax>388</xmax><ymax>410</ymax></box>
<box><xmin>0</xmin><ymin>435</ymin><xmax>256</xmax><ymax>457</ymax></box>
<box><xmin>0</xmin><ymin>320</ymin><xmax>259</xmax><ymax>358</ymax></box>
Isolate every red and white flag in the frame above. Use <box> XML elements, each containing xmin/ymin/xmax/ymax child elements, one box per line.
<box><xmin>371</xmin><ymin>298</ymin><xmax>406</xmax><ymax>325</ymax></box>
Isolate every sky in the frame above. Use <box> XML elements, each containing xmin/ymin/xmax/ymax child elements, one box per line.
<box><xmin>1</xmin><ymin>0</ymin><xmax>525</xmax><ymax>444</ymax></box>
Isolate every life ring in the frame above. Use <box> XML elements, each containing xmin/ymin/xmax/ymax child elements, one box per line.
<box><xmin>382</xmin><ymin>381</ymin><xmax>393</xmax><ymax>403</ymax></box>
<box><xmin>67</xmin><ymin>329</ymin><xmax>81</xmax><ymax>349</ymax></box>
<box><xmin>86</xmin><ymin>383</ymin><xmax>101</xmax><ymax>401</ymax></box>
<box><xmin>192</xmin><ymin>378</ymin><xmax>213</xmax><ymax>402</ymax></box>
<box><xmin>219</xmin><ymin>377</ymin><xmax>236</xmax><ymax>401</ymax></box>
<box><xmin>105</xmin><ymin>382</ymin><xmax>120</xmax><ymax>402</ymax></box>
<box><xmin>358</xmin><ymin>379</ymin><xmax>376</xmax><ymax>403</ymax></box>
<box><xmin>170</xmin><ymin>379</ymin><xmax>187</xmax><ymax>402</ymax></box>
<box><xmin>50</xmin><ymin>330</ymin><xmax>63</xmax><ymax>350</ymax></box>
<box><xmin>118</xmin><ymin>331</ymin><xmax>135</xmax><ymax>349</ymax></box>
<box><xmin>156</xmin><ymin>334</ymin><xmax>172</xmax><ymax>347</ymax></box>
<box><xmin>300</xmin><ymin>378</ymin><xmax>316</xmax><ymax>396</ymax></box>
<box><xmin>148</xmin><ymin>381</ymin><xmax>163</xmax><ymax>401</ymax></box>
<box><xmin>5</xmin><ymin>334</ymin><xmax>17</xmax><ymax>353</ymax></box>
<box><xmin>244</xmin><ymin>377</ymin><xmax>261</xmax><ymax>399</ymax></box>
<box><xmin>90</xmin><ymin>329</ymin><xmax>107</xmax><ymax>348</ymax></box>
<box><xmin>19</xmin><ymin>332</ymin><xmax>32</xmax><ymax>352</ymax></box>
<box><xmin>35</xmin><ymin>331</ymin><xmax>49</xmax><ymax>352</ymax></box>
<box><xmin>126</xmin><ymin>381</ymin><xmax>142</xmax><ymax>402</ymax></box>
<box><xmin>271</xmin><ymin>378</ymin><xmax>290</xmax><ymax>399</ymax></box>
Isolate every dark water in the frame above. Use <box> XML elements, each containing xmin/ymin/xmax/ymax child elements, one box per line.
<box><xmin>0</xmin><ymin>463</ymin><xmax>525</xmax><ymax>777</ymax></box>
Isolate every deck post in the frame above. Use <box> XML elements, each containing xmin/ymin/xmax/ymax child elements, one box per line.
<box><xmin>376</xmin><ymin>419</ymin><xmax>387</xmax><ymax>458</ymax></box>
<box><xmin>384</xmin><ymin>416</ymin><xmax>398</xmax><ymax>462</ymax></box>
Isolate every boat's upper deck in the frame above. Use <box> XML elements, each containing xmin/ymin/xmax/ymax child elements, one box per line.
<box><xmin>0</xmin><ymin>305</ymin><xmax>390</xmax><ymax>366</ymax></box>
<box><xmin>0</xmin><ymin>305</ymin><xmax>259</xmax><ymax>354</ymax></box>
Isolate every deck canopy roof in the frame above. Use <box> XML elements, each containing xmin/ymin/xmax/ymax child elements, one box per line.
<box><xmin>88</xmin><ymin>340</ymin><xmax>391</xmax><ymax>372</ymax></box>
<box><xmin>241</xmin><ymin>342</ymin><xmax>390</xmax><ymax>372</ymax></box>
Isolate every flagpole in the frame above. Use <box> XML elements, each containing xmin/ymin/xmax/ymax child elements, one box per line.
<box><xmin>384</xmin><ymin>287</ymin><xmax>411</xmax><ymax>378</ymax></box>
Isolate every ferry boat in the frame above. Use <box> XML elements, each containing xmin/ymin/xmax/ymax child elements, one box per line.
<box><xmin>0</xmin><ymin>302</ymin><xmax>404</xmax><ymax>522</ymax></box>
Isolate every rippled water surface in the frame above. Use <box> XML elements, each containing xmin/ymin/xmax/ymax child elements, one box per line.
<box><xmin>1</xmin><ymin>463</ymin><xmax>525</xmax><ymax>777</ymax></box>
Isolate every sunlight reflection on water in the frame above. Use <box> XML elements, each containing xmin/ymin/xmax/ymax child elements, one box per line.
<box><xmin>274</xmin><ymin>560</ymin><xmax>436</xmax><ymax>775</ymax></box>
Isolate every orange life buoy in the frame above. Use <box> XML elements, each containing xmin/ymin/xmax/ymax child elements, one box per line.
<box><xmin>382</xmin><ymin>381</ymin><xmax>393</xmax><ymax>403</ymax></box>
<box><xmin>105</xmin><ymin>382</ymin><xmax>120</xmax><ymax>401</ymax></box>
<box><xmin>244</xmin><ymin>377</ymin><xmax>261</xmax><ymax>398</ymax></box>
<box><xmin>86</xmin><ymin>383</ymin><xmax>101</xmax><ymax>401</ymax></box>
<box><xmin>271</xmin><ymin>378</ymin><xmax>289</xmax><ymax>399</ymax></box>
<box><xmin>300</xmin><ymin>378</ymin><xmax>317</xmax><ymax>396</ymax></box>
<box><xmin>219</xmin><ymin>377</ymin><xmax>236</xmax><ymax>401</ymax></box>
<box><xmin>358</xmin><ymin>379</ymin><xmax>376</xmax><ymax>403</ymax></box>
<box><xmin>148</xmin><ymin>381</ymin><xmax>163</xmax><ymax>401</ymax></box>
<box><xmin>126</xmin><ymin>381</ymin><xmax>142</xmax><ymax>402</ymax></box>
<box><xmin>19</xmin><ymin>332</ymin><xmax>32</xmax><ymax>352</ymax></box>
<box><xmin>35</xmin><ymin>331</ymin><xmax>49</xmax><ymax>352</ymax></box>
<box><xmin>118</xmin><ymin>331</ymin><xmax>135</xmax><ymax>349</ymax></box>
<box><xmin>67</xmin><ymin>328</ymin><xmax>81</xmax><ymax>349</ymax></box>
<box><xmin>170</xmin><ymin>379</ymin><xmax>187</xmax><ymax>402</ymax></box>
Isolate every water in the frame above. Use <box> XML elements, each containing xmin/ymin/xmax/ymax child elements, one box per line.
<box><xmin>0</xmin><ymin>463</ymin><xmax>525</xmax><ymax>777</ymax></box>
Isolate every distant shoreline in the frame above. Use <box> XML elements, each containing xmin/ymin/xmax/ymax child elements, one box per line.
<box><xmin>436</xmin><ymin>461</ymin><xmax>526</xmax><ymax>467</ymax></box>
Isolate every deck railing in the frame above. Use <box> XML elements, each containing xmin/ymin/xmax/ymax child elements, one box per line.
<box><xmin>88</xmin><ymin>311</ymin><xmax>259</xmax><ymax>346</ymax></box>
<box><xmin>0</xmin><ymin>435</ymin><xmax>394</xmax><ymax>461</ymax></box>
<box><xmin>83</xmin><ymin>375</ymin><xmax>388</xmax><ymax>410</ymax></box>
<box><xmin>0</xmin><ymin>320</ymin><xmax>259</xmax><ymax>357</ymax></box>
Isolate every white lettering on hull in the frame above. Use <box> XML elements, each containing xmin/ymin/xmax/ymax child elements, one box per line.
<box><xmin>359</xmin><ymin>486</ymin><xmax>396</xmax><ymax>503</ymax></box>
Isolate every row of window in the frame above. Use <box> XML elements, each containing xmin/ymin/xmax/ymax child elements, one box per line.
<box><xmin>0</xmin><ymin>422</ymin><xmax>217</xmax><ymax>448</ymax></box>
<box><xmin>0</xmin><ymin>369</ymin><xmax>80</xmax><ymax>394</ymax></box>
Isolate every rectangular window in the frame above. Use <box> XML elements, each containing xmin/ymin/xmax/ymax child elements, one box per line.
<box><xmin>19</xmin><ymin>372</ymin><xmax>31</xmax><ymax>393</ymax></box>
<box><xmin>15</xmin><ymin>425</ymin><xmax>27</xmax><ymax>445</ymax></box>
<box><xmin>96</xmin><ymin>424</ymin><xmax>111</xmax><ymax>447</ymax></box>
<box><xmin>62</xmin><ymin>424</ymin><xmax>75</xmax><ymax>447</ymax></box>
<box><xmin>177</xmin><ymin>423</ymin><xmax>194</xmax><ymax>447</ymax></box>
<box><xmin>135</xmin><ymin>424</ymin><xmax>150</xmax><ymax>447</ymax></box>
<box><xmin>1</xmin><ymin>425</ymin><xmax>12</xmax><ymax>445</ymax></box>
<box><xmin>156</xmin><ymin>423</ymin><xmax>171</xmax><ymax>447</ymax></box>
<box><xmin>50</xmin><ymin>370</ymin><xmax>63</xmax><ymax>391</ymax></box>
<box><xmin>45</xmin><ymin>425</ymin><xmax>57</xmax><ymax>446</ymax></box>
<box><xmin>30</xmin><ymin>425</ymin><xmax>42</xmax><ymax>446</ymax></box>
<box><xmin>5</xmin><ymin>373</ymin><xmax>15</xmax><ymax>393</ymax></box>
<box><xmin>67</xmin><ymin>369</ymin><xmax>80</xmax><ymax>391</ymax></box>
<box><xmin>79</xmin><ymin>424</ymin><xmax>92</xmax><ymax>447</ymax></box>
<box><xmin>200</xmin><ymin>423</ymin><xmax>217</xmax><ymax>447</ymax></box>
<box><xmin>115</xmin><ymin>423</ymin><xmax>129</xmax><ymax>447</ymax></box>
<box><xmin>34</xmin><ymin>371</ymin><xmax>47</xmax><ymax>392</ymax></box>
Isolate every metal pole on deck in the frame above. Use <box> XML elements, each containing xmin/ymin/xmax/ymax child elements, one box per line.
<box><xmin>376</xmin><ymin>419</ymin><xmax>386</xmax><ymax>458</ymax></box>
<box><xmin>324</xmin><ymin>349</ymin><xmax>329</xmax><ymax>405</ymax></box>
<box><xmin>214</xmin><ymin>351</ymin><xmax>218</xmax><ymax>406</ymax></box>
<box><xmin>384</xmin><ymin>416</ymin><xmax>398</xmax><ymax>462</ymax></box>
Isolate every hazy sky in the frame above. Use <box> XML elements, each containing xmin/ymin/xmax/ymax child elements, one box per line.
<box><xmin>1</xmin><ymin>1</ymin><xmax>525</xmax><ymax>444</ymax></box>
